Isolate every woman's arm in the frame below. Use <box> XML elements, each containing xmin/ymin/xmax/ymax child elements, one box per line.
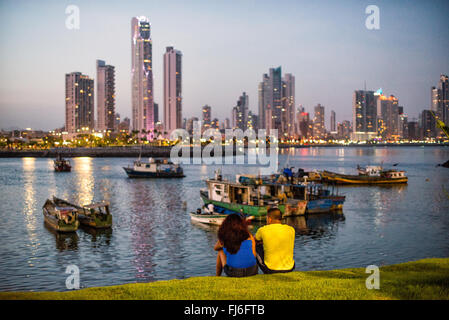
<box><xmin>249</xmin><ymin>234</ymin><xmax>257</xmax><ymax>257</ymax></box>
<box><xmin>214</xmin><ymin>239</ymin><xmax>223</xmax><ymax>251</ymax></box>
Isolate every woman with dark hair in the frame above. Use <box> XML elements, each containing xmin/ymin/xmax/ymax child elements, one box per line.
<box><xmin>214</xmin><ymin>214</ymin><xmax>258</xmax><ymax>277</ymax></box>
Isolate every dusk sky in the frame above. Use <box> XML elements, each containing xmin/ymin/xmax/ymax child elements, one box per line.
<box><xmin>0</xmin><ymin>0</ymin><xmax>448</xmax><ymax>130</ymax></box>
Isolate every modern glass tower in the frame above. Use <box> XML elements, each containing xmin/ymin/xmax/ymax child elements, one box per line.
<box><xmin>131</xmin><ymin>16</ymin><xmax>154</xmax><ymax>138</ymax></box>
<box><xmin>96</xmin><ymin>60</ymin><xmax>115</xmax><ymax>133</ymax></box>
<box><xmin>163</xmin><ymin>46</ymin><xmax>182</xmax><ymax>136</ymax></box>
<box><xmin>352</xmin><ymin>90</ymin><xmax>378</xmax><ymax>140</ymax></box>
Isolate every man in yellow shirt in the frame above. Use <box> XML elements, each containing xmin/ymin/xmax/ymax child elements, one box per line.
<box><xmin>254</xmin><ymin>207</ymin><xmax>295</xmax><ymax>273</ymax></box>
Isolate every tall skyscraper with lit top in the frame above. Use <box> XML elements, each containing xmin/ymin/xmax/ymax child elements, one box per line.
<box><xmin>131</xmin><ymin>16</ymin><xmax>154</xmax><ymax>138</ymax></box>
<box><xmin>163</xmin><ymin>46</ymin><xmax>182</xmax><ymax>136</ymax></box>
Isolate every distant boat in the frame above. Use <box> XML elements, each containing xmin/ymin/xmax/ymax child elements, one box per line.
<box><xmin>52</xmin><ymin>197</ymin><xmax>112</xmax><ymax>229</ymax></box>
<box><xmin>320</xmin><ymin>165</ymin><xmax>408</xmax><ymax>185</ymax></box>
<box><xmin>54</xmin><ymin>155</ymin><xmax>71</xmax><ymax>172</ymax></box>
<box><xmin>123</xmin><ymin>157</ymin><xmax>185</xmax><ymax>178</ymax></box>
<box><xmin>42</xmin><ymin>199</ymin><xmax>79</xmax><ymax>232</ymax></box>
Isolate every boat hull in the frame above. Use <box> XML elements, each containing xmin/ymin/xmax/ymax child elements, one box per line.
<box><xmin>78</xmin><ymin>214</ymin><xmax>112</xmax><ymax>228</ymax></box>
<box><xmin>306</xmin><ymin>198</ymin><xmax>334</xmax><ymax>214</ymax></box>
<box><xmin>200</xmin><ymin>193</ymin><xmax>307</xmax><ymax>219</ymax></box>
<box><xmin>321</xmin><ymin>171</ymin><xmax>408</xmax><ymax>185</ymax></box>
<box><xmin>190</xmin><ymin>213</ymin><xmax>227</xmax><ymax>225</ymax></box>
<box><xmin>123</xmin><ymin>167</ymin><xmax>185</xmax><ymax>178</ymax></box>
<box><xmin>43</xmin><ymin>208</ymin><xmax>79</xmax><ymax>232</ymax></box>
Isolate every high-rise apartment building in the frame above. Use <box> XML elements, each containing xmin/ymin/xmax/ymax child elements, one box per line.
<box><xmin>431</xmin><ymin>74</ymin><xmax>449</xmax><ymax>136</ymax></box>
<box><xmin>163</xmin><ymin>46</ymin><xmax>182</xmax><ymax>136</ymax></box>
<box><xmin>65</xmin><ymin>72</ymin><xmax>94</xmax><ymax>134</ymax></box>
<box><xmin>131</xmin><ymin>16</ymin><xmax>154</xmax><ymax>138</ymax></box>
<box><xmin>96</xmin><ymin>60</ymin><xmax>115</xmax><ymax>133</ymax></box>
<box><xmin>282</xmin><ymin>73</ymin><xmax>295</xmax><ymax>138</ymax></box>
<box><xmin>202</xmin><ymin>105</ymin><xmax>211</xmax><ymax>131</ymax></box>
<box><xmin>377</xmin><ymin>94</ymin><xmax>399</xmax><ymax>139</ymax></box>
<box><xmin>313</xmin><ymin>104</ymin><xmax>325</xmax><ymax>139</ymax></box>
<box><xmin>330</xmin><ymin>110</ymin><xmax>336</xmax><ymax>133</ymax></box>
<box><xmin>233</xmin><ymin>92</ymin><xmax>249</xmax><ymax>131</ymax></box>
<box><xmin>258</xmin><ymin>67</ymin><xmax>282</xmax><ymax>132</ymax></box>
<box><xmin>352</xmin><ymin>90</ymin><xmax>378</xmax><ymax>140</ymax></box>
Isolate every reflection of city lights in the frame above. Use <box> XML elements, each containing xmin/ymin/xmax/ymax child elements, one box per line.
<box><xmin>73</xmin><ymin>157</ymin><xmax>94</xmax><ymax>205</ymax></box>
<box><xmin>22</xmin><ymin>158</ymin><xmax>40</xmax><ymax>266</ymax></box>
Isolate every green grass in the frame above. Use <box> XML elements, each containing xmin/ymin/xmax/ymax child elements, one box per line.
<box><xmin>1</xmin><ymin>258</ymin><xmax>448</xmax><ymax>300</ymax></box>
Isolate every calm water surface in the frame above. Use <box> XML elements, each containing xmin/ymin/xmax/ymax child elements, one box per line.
<box><xmin>0</xmin><ymin>147</ymin><xmax>448</xmax><ymax>291</ymax></box>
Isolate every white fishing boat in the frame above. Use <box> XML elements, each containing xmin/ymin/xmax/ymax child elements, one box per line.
<box><xmin>123</xmin><ymin>157</ymin><xmax>185</xmax><ymax>178</ymax></box>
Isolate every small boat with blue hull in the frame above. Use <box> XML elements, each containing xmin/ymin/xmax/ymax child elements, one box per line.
<box><xmin>123</xmin><ymin>157</ymin><xmax>185</xmax><ymax>178</ymax></box>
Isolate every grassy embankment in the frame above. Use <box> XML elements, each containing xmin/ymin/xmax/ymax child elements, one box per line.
<box><xmin>1</xmin><ymin>258</ymin><xmax>448</xmax><ymax>300</ymax></box>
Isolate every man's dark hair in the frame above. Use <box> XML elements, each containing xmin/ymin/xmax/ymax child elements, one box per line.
<box><xmin>267</xmin><ymin>207</ymin><xmax>282</xmax><ymax>221</ymax></box>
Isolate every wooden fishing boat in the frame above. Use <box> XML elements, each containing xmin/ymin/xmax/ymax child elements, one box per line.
<box><xmin>52</xmin><ymin>197</ymin><xmax>112</xmax><ymax>229</ymax></box>
<box><xmin>54</xmin><ymin>155</ymin><xmax>71</xmax><ymax>172</ymax></box>
<box><xmin>123</xmin><ymin>157</ymin><xmax>185</xmax><ymax>178</ymax></box>
<box><xmin>237</xmin><ymin>174</ymin><xmax>337</xmax><ymax>214</ymax></box>
<box><xmin>200</xmin><ymin>172</ymin><xmax>307</xmax><ymax>220</ymax></box>
<box><xmin>42</xmin><ymin>199</ymin><xmax>79</xmax><ymax>232</ymax></box>
<box><xmin>321</xmin><ymin>165</ymin><xmax>408</xmax><ymax>185</ymax></box>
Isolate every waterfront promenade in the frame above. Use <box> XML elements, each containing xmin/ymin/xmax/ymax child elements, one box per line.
<box><xmin>0</xmin><ymin>143</ymin><xmax>448</xmax><ymax>158</ymax></box>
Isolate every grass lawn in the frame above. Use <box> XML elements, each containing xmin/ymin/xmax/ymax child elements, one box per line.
<box><xmin>1</xmin><ymin>258</ymin><xmax>448</xmax><ymax>300</ymax></box>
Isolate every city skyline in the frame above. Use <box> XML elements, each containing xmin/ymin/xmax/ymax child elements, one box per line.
<box><xmin>1</xmin><ymin>0</ymin><xmax>449</xmax><ymax>130</ymax></box>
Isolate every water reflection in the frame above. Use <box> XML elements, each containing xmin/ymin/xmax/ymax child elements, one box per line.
<box><xmin>72</xmin><ymin>157</ymin><xmax>94</xmax><ymax>206</ymax></box>
<box><xmin>284</xmin><ymin>213</ymin><xmax>345</xmax><ymax>238</ymax></box>
<box><xmin>43</xmin><ymin>221</ymin><xmax>79</xmax><ymax>251</ymax></box>
<box><xmin>128</xmin><ymin>180</ymin><xmax>157</xmax><ymax>282</ymax></box>
<box><xmin>22</xmin><ymin>158</ymin><xmax>40</xmax><ymax>267</ymax></box>
<box><xmin>80</xmin><ymin>225</ymin><xmax>112</xmax><ymax>246</ymax></box>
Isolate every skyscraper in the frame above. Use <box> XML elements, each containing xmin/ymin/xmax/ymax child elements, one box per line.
<box><xmin>131</xmin><ymin>16</ymin><xmax>154</xmax><ymax>138</ymax></box>
<box><xmin>163</xmin><ymin>46</ymin><xmax>182</xmax><ymax>136</ymax></box>
<box><xmin>258</xmin><ymin>67</ymin><xmax>282</xmax><ymax>131</ymax></box>
<box><xmin>65</xmin><ymin>72</ymin><xmax>94</xmax><ymax>134</ymax></box>
<box><xmin>376</xmin><ymin>94</ymin><xmax>399</xmax><ymax>139</ymax></box>
<box><xmin>431</xmin><ymin>74</ymin><xmax>449</xmax><ymax>134</ymax></box>
<box><xmin>282</xmin><ymin>73</ymin><xmax>295</xmax><ymax>138</ymax></box>
<box><xmin>352</xmin><ymin>89</ymin><xmax>378</xmax><ymax>140</ymax></box>
<box><xmin>330</xmin><ymin>110</ymin><xmax>336</xmax><ymax>133</ymax></box>
<box><xmin>234</xmin><ymin>92</ymin><xmax>249</xmax><ymax>131</ymax></box>
<box><xmin>202</xmin><ymin>105</ymin><xmax>211</xmax><ymax>130</ymax></box>
<box><xmin>96</xmin><ymin>60</ymin><xmax>115</xmax><ymax>133</ymax></box>
<box><xmin>313</xmin><ymin>104</ymin><xmax>325</xmax><ymax>139</ymax></box>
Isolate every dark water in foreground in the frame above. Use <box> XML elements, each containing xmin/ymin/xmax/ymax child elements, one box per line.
<box><xmin>0</xmin><ymin>146</ymin><xmax>448</xmax><ymax>291</ymax></box>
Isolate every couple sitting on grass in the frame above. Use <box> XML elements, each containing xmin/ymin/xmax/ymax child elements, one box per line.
<box><xmin>214</xmin><ymin>207</ymin><xmax>295</xmax><ymax>277</ymax></box>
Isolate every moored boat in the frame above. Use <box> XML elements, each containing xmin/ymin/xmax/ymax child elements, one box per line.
<box><xmin>54</xmin><ymin>155</ymin><xmax>71</xmax><ymax>172</ymax></box>
<box><xmin>42</xmin><ymin>199</ymin><xmax>79</xmax><ymax>232</ymax></box>
<box><xmin>123</xmin><ymin>157</ymin><xmax>185</xmax><ymax>178</ymax></box>
<box><xmin>321</xmin><ymin>165</ymin><xmax>408</xmax><ymax>185</ymax></box>
<box><xmin>237</xmin><ymin>173</ymin><xmax>337</xmax><ymax>214</ymax></box>
<box><xmin>52</xmin><ymin>197</ymin><xmax>112</xmax><ymax>229</ymax></box>
<box><xmin>200</xmin><ymin>172</ymin><xmax>307</xmax><ymax>220</ymax></box>
<box><xmin>190</xmin><ymin>205</ymin><xmax>255</xmax><ymax>226</ymax></box>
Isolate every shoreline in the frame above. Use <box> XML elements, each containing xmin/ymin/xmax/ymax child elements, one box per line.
<box><xmin>1</xmin><ymin>257</ymin><xmax>448</xmax><ymax>300</ymax></box>
<box><xmin>0</xmin><ymin>143</ymin><xmax>448</xmax><ymax>158</ymax></box>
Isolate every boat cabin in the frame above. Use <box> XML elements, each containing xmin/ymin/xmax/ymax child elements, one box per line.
<box><xmin>82</xmin><ymin>202</ymin><xmax>110</xmax><ymax>216</ymax></box>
